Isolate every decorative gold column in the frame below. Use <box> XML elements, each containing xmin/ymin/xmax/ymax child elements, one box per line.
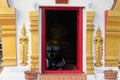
<box><xmin>29</xmin><ymin>11</ymin><xmax>39</xmax><ymax>71</ymax></box>
<box><xmin>86</xmin><ymin>11</ymin><xmax>95</xmax><ymax>74</ymax></box>
<box><xmin>105</xmin><ymin>0</ymin><xmax>120</xmax><ymax>67</ymax></box>
<box><xmin>94</xmin><ymin>26</ymin><xmax>103</xmax><ymax>67</ymax></box>
<box><xmin>0</xmin><ymin>0</ymin><xmax>16</xmax><ymax>66</ymax></box>
<box><xmin>19</xmin><ymin>24</ymin><xmax>28</xmax><ymax>66</ymax></box>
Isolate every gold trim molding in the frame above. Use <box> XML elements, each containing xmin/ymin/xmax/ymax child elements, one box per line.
<box><xmin>2</xmin><ymin>57</ymin><xmax>16</xmax><ymax>66</ymax></box>
<box><xmin>86</xmin><ymin>11</ymin><xmax>95</xmax><ymax>74</ymax></box>
<box><xmin>29</xmin><ymin>11</ymin><xmax>39</xmax><ymax>71</ymax></box>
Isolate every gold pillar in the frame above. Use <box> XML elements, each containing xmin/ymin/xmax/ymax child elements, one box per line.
<box><xmin>0</xmin><ymin>0</ymin><xmax>16</xmax><ymax>66</ymax></box>
<box><xmin>105</xmin><ymin>0</ymin><xmax>120</xmax><ymax>67</ymax></box>
<box><xmin>86</xmin><ymin>11</ymin><xmax>95</xmax><ymax>74</ymax></box>
<box><xmin>29</xmin><ymin>11</ymin><xmax>39</xmax><ymax>71</ymax></box>
<box><xmin>19</xmin><ymin>25</ymin><xmax>29</xmax><ymax>66</ymax></box>
<box><xmin>94</xmin><ymin>26</ymin><xmax>103</xmax><ymax>67</ymax></box>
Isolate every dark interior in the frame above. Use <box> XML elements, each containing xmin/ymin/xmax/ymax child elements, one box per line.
<box><xmin>0</xmin><ymin>28</ymin><xmax>2</xmax><ymax>65</ymax></box>
<box><xmin>46</xmin><ymin>10</ymin><xmax>77</xmax><ymax>70</ymax></box>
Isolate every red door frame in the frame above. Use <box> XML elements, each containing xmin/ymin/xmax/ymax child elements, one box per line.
<box><xmin>40</xmin><ymin>6</ymin><xmax>84</xmax><ymax>73</ymax></box>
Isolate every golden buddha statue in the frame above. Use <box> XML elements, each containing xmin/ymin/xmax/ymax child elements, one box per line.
<box><xmin>94</xmin><ymin>25</ymin><xmax>103</xmax><ymax>67</ymax></box>
<box><xmin>19</xmin><ymin>24</ymin><xmax>29</xmax><ymax>66</ymax></box>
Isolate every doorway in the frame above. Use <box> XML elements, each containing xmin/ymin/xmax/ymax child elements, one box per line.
<box><xmin>41</xmin><ymin>7</ymin><xmax>83</xmax><ymax>73</ymax></box>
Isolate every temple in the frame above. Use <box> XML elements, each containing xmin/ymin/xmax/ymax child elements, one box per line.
<box><xmin>0</xmin><ymin>0</ymin><xmax>120</xmax><ymax>80</ymax></box>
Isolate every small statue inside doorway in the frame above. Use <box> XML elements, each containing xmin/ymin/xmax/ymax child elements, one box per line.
<box><xmin>19</xmin><ymin>24</ymin><xmax>29</xmax><ymax>66</ymax></box>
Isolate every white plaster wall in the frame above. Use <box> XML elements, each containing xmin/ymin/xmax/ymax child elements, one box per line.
<box><xmin>8</xmin><ymin>0</ymin><xmax>114</xmax><ymax>73</ymax></box>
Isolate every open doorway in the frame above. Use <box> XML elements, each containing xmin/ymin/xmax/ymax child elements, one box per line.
<box><xmin>41</xmin><ymin>7</ymin><xmax>83</xmax><ymax>73</ymax></box>
<box><xmin>46</xmin><ymin>10</ymin><xmax>77</xmax><ymax>70</ymax></box>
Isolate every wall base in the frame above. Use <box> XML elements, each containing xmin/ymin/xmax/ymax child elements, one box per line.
<box><xmin>86</xmin><ymin>56</ymin><xmax>94</xmax><ymax>74</ymax></box>
<box><xmin>40</xmin><ymin>73</ymin><xmax>86</xmax><ymax>80</ymax></box>
<box><xmin>105</xmin><ymin>58</ymin><xmax>119</xmax><ymax>67</ymax></box>
<box><xmin>2</xmin><ymin>57</ymin><xmax>16</xmax><ymax>66</ymax></box>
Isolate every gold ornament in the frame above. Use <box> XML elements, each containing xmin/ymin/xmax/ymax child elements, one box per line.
<box><xmin>94</xmin><ymin>25</ymin><xmax>103</xmax><ymax>67</ymax></box>
<box><xmin>19</xmin><ymin>24</ymin><xmax>29</xmax><ymax>66</ymax></box>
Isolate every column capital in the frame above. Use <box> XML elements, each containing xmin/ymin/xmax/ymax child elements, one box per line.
<box><xmin>112</xmin><ymin>0</ymin><xmax>120</xmax><ymax>10</ymax></box>
<box><xmin>29</xmin><ymin>11</ymin><xmax>38</xmax><ymax>31</ymax></box>
<box><xmin>0</xmin><ymin>0</ymin><xmax>8</xmax><ymax>8</ymax></box>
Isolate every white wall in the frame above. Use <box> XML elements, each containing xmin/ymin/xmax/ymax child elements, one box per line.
<box><xmin>8</xmin><ymin>0</ymin><xmax>114</xmax><ymax>73</ymax></box>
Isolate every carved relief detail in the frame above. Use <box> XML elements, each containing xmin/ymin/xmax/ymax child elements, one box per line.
<box><xmin>94</xmin><ymin>26</ymin><xmax>103</xmax><ymax>67</ymax></box>
<box><xmin>19</xmin><ymin>24</ymin><xmax>29</xmax><ymax>66</ymax></box>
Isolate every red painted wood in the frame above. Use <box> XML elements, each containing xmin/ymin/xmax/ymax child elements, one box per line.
<box><xmin>105</xmin><ymin>11</ymin><xmax>108</xmax><ymax>61</ymax></box>
<box><xmin>41</xmin><ymin>7</ymin><xmax>84</xmax><ymax>73</ymax></box>
<box><xmin>56</xmin><ymin>0</ymin><xmax>68</xmax><ymax>4</ymax></box>
<box><xmin>77</xmin><ymin>9</ymin><xmax>83</xmax><ymax>72</ymax></box>
<box><xmin>42</xmin><ymin>8</ymin><xmax>46</xmax><ymax>73</ymax></box>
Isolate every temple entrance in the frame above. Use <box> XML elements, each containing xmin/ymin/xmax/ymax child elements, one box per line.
<box><xmin>41</xmin><ymin>7</ymin><xmax>83</xmax><ymax>73</ymax></box>
<box><xmin>46</xmin><ymin>10</ymin><xmax>77</xmax><ymax>70</ymax></box>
